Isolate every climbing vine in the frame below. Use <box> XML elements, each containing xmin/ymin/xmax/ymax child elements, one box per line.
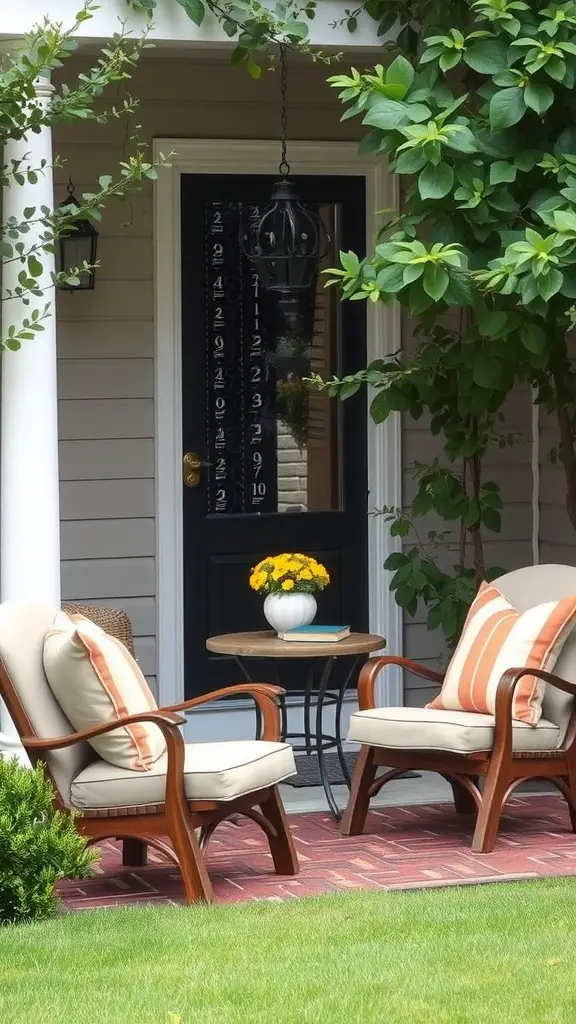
<box><xmin>314</xmin><ymin>0</ymin><xmax>576</xmax><ymax>646</ymax></box>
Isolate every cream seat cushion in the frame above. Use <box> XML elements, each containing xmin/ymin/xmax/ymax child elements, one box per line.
<box><xmin>70</xmin><ymin>740</ymin><xmax>296</xmax><ymax>809</ymax></box>
<box><xmin>348</xmin><ymin>706</ymin><xmax>560</xmax><ymax>755</ymax></box>
<box><xmin>44</xmin><ymin>612</ymin><xmax>165</xmax><ymax>772</ymax></box>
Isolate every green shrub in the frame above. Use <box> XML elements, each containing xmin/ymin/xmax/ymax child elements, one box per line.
<box><xmin>0</xmin><ymin>757</ymin><xmax>97</xmax><ymax>925</ymax></box>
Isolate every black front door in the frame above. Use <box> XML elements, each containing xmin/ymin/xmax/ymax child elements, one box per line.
<box><xmin>181</xmin><ymin>173</ymin><xmax>368</xmax><ymax>698</ymax></box>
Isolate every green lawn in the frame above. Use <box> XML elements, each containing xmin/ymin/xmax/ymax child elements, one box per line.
<box><xmin>1</xmin><ymin>880</ymin><xmax>575</xmax><ymax>1023</ymax></box>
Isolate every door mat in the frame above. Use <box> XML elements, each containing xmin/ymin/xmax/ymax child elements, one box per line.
<box><xmin>283</xmin><ymin>751</ymin><xmax>419</xmax><ymax>788</ymax></box>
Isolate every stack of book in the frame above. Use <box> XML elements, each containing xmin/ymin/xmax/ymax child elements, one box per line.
<box><xmin>277</xmin><ymin>625</ymin><xmax>351</xmax><ymax>643</ymax></box>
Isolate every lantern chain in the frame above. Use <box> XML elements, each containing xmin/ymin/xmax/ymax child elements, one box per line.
<box><xmin>279</xmin><ymin>45</ymin><xmax>290</xmax><ymax>178</ymax></box>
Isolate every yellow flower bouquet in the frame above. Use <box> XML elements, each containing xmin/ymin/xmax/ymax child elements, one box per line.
<box><xmin>249</xmin><ymin>553</ymin><xmax>330</xmax><ymax>596</ymax></box>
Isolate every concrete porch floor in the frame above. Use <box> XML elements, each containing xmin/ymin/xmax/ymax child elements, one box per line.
<box><xmin>279</xmin><ymin>765</ymin><xmax>554</xmax><ymax>816</ymax></box>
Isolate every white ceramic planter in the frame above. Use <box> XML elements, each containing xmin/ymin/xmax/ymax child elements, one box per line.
<box><xmin>263</xmin><ymin>592</ymin><xmax>317</xmax><ymax>633</ymax></box>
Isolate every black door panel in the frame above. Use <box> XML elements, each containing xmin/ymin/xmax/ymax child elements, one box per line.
<box><xmin>181</xmin><ymin>174</ymin><xmax>368</xmax><ymax>697</ymax></box>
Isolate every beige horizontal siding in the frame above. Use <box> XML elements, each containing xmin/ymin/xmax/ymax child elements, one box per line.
<box><xmin>61</xmin><ymin>519</ymin><xmax>155</xmax><ymax>561</ymax></box>
<box><xmin>59</xmin><ymin>399</ymin><xmax>153</xmax><ymax>440</ymax></box>
<box><xmin>538</xmin><ymin>407</ymin><xmax>576</xmax><ymax>565</ymax></box>
<box><xmin>60</xmin><ymin>479</ymin><xmax>154</xmax><ymax>520</ymax></box>
<box><xmin>61</xmin><ymin>556</ymin><xmax>155</xmax><ymax>599</ymax></box>
<box><xmin>59</xmin><ymin>439</ymin><xmax>154</xmax><ymax>480</ymax></box>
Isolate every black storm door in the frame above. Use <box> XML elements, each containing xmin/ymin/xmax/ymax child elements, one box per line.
<box><xmin>181</xmin><ymin>173</ymin><xmax>368</xmax><ymax>697</ymax></box>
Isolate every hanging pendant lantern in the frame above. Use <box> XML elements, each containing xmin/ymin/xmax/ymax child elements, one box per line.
<box><xmin>242</xmin><ymin>46</ymin><xmax>328</xmax><ymax>293</ymax></box>
<box><xmin>56</xmin><ymin>180</ymin><xmax>99</xmax><ymax>292</ymax></box>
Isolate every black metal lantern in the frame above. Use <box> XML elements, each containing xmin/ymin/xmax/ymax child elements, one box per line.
<box><xmin>242</xmin><ymin>47</ymin><xmax>328</xmax><ymax>292</ymax></box>
<box><xmin>56</xmin><ymin>181</ymin><xmax>98</xmax><ymax>292</ymax></box>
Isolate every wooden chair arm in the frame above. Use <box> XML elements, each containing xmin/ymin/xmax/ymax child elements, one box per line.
<box><xmin>20</xmin><ymin>710</ymin><xmax>187</xmax><ymax>751</ymax></box>
<box><xmin>493</xmin><ymin>666</ymin><xmax>576</xmax><ymax>762</ymax></box>
<box><xmin>22</xmin><ymin>710</ymin><xmax>189</xmax><ymax>817</ymax></box>
<box><xmin>358</xmin><ymin>656</ymin><xmax>444</xmax><ymax>711</ymax></box>
<box><xmin>162</xmin><ymin>684</ymin><xmax>285</xmax><ymax>742</ymax></box>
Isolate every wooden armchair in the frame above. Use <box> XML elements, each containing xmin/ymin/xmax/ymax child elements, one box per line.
<box><xmin>0</xmin><ymin>601</ymin><xmax>298</xmax><ymax>903</ymax></box>
<box><xmin>342</xmin><ymin>565</ymin><xmax>576</xmax><ymax>853</ymax></box>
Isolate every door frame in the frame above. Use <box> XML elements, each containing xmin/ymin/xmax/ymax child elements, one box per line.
<box><xmin>153</xmin><ymin>138</ymin><xmax>403</xmax><ymax>715</ymax></box>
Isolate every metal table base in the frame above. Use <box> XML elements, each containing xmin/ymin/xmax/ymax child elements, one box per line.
<box><xmin>234</xmin><ymin>654</ymin><xmax>361</xmax><ymax>820</ymax></box>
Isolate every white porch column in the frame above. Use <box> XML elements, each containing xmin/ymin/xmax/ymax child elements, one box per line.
<box><xmin>0</xmin><ymin>71</ymin><xmax>60</xmax><ymax>761</ymax></box>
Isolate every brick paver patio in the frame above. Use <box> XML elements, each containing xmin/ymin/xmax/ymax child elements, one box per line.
<box><xmin>58</xmin><ymin>796</ymin><xmax>576</xmax><ymax>909</ymax></box>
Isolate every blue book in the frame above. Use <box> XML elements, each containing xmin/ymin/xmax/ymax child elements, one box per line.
<box><xmin>278</xmin><ymin>625</ymin><xmax>350</xmax><ymax>642</ymax></box>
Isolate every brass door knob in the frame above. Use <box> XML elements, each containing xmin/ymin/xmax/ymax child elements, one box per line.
<box><xmin>183</xmin><ymin>452</ymin><xmax>212</xmax><ymax>488</ymax></box>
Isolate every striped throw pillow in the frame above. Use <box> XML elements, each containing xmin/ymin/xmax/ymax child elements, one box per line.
<box><xmin>44</xmin><ymin>613</ymin><xmax>166</xmax><ymax>771</ymax></box>
<box><xmin>427</xmin><ymin>581</ymin><xmax>576</xmax><ymax>725</ymax></box>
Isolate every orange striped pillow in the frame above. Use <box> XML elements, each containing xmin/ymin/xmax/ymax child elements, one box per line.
<box><xmin>44</xmin><ymin>613</ymin><xmax>166</xmax><ymax>771</ymax></box>
<box><xmin>427</xmin><ymin>581</ymin><xmax>576</xmax><ymax>725</ymax></box>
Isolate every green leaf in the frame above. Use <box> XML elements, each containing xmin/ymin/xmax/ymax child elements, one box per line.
<box><xmin>489</xmin><ymin>87</ymin><xmax>526</xmax><ymax>129</ymax></box>
<box><xmin>230</xmin><ymin>45</ymin><xmax>248</xmax><ymax>67</ymax></box>
<box><xmin>340</xmin><ymin>250</ymin><xmax>361</xmax><ymax>275</ymax></box>
<box><xmin>488</xmin><ymin>190</ymin><xmax>518</xmax><ymax>212</ymax></box>
<box><xmin>482</xmin><ymin>507</ymin><xmax>502</xmax><ymax>532</ymax></box>
<box><xmin>376</xmin><ymin>264</ymin><xmax>406</xmax><ymax>292</ymax></box>
<box><xmin>183</xmin><ymin>0</ymin><xmax>205</xmax><ymax>25</ymax></box>
<box><xmin>545</xmin><ymin>55</ymin><xmax>566</xmax><ymax>82</ymax></box>
<box><xmin>418</xmin><ymin>162</ymin><xmax>454</xmax><ymax>200</ymax></box>
<box><xmin>384</xmin><ymin>552</ymin><xmax>409</xmax><ymax>570</ymax></box>
<box><xmin>27</xmin><ymin>255</ymin><xmax>43</xmax><ymax>278</ymax></box>
<box><xmin>363</xmin><ymin>99</ymin><xmax>410</xmax><ymax>130</ymax></box>
<box><xmin>520</xmin><ymin>321</ymin><xmax>546</xmax><ymax>353</ymax></box>
<box><xmin>246</xmin><ymin>60</ymin><xmax>262</xmax><ymax>79</ymax></box>
<box><xmin>514</xmin><ymin>149</ymin><xmax>542</xmax><ymax>172</ymax></box>
<box><xmin>423</xmin><ymin>263</ymin><xmax>449</xmax><ymax>301</ymax></box>
<box><xmin>403</xmin><ymin>263</ymin><xmax>424</xmax><ymax>285</ymax></box>
<box><xmin>405</xmin><ymin>103</ymin><xmax>433</xmax><ymax>122</ymax></box>
<box><xmin>560</xmin><ymin>270</ymin><xmax>576</xmax><ymax>297</ymax></box>
<box><xmin>474</xmin><ymin>353</ymin><xmax>503</xmax><ymax>390</ymax></box>
<box><xmin>357</xmin><ymin>131</ymin><xmax>385</xmax><ymax>156</ymax></box>
<box><xmin>537</xmin><ymin>268</ymin><xmax>563</xmax><ymax>300</ymax></box>
<box><xmin>554</xmin><ymin>210</ymin><xmax>576</xmax><ymax>233</ymax></box>
<box><xmin>489</xmin><ymin>161</ymin><xmax>516</xmax><ymax>185</ymax></box>
<box><xmin>463</xmin><ymin>498</ymin><xmax>481</xmax><ymax>527</ymax></box>
<box><xmin>393</xmin><ymin>148</ymin><xmax>428</xmax><ymax>174</ymax></box>
<box><xmin>443</xmin><ymin>272</ymin><xmax>475</xmax><ymax>306</ymax></box>
<box><xmin>478</xmin><ymin>310</ymin><xmax>508</xmax><ymax>337</ymax></box>
<box><xmin>385</xmin><ymin>55</ymin><xmax>414</xmax><ymax>97</ymax></box>
<box><xmin>370</xmin><ymin>390</ymin><xmax>391</xmax><ymax>423</ymax></box>
<box><xmin>465</xmin><ymin>39</ymin><xmax>510</xmax><ymax>74</ymax></box>
<box><xmin>443</xmin><ymin>127</ymin><xmax>479</xmax><ymax>153</ymax></box>
<box><xmin>394</xmin><ymin>583</ymin><xmax>417</xmax><ymax>607</ymax></box>
<box><xmin>439</xmin><ymin>50</ymin><xmax>462</xmax><ymax>72</ymax></box>
<box><xmin>524</xmin><ymin>82</ymin><xmax>554</xmax><ymax>114</ymax></box>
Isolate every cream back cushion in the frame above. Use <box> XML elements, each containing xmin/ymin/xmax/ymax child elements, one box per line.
<box><xmin>495</xmin><ymin>565</ymin><xmax>576</xmax><ymax>738</ymax></box>
<box><xmin>44</xmin><ymin>614</ymin><xmax>166</xmax><ymax>771</ymax></box>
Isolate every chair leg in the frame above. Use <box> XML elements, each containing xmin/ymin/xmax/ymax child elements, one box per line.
<box><xmin>563</xmin><ymin>765</ymin><xmax>576</xmax><ymax>832</ymax></box>
<box><xmin>122</xmin><ymin>838</ymin><xmax>148</xmax><ymax>867</ymax></box>
<box><xmin>260</xmin><ymin>787</ymin><xmax>299</xmax><ymax>876</ymax></box>
<box><xmin>447</xmin><ymin>776</ymin><xmax>479</xmax><ymax>815</ymax></box>
<box><xmin>168</xmin><ymin>815</ymin><xmax>214</xmax><ymax>904</ymax></box>
<box><xmin>340</xmin><ymin>745</ymin><xmax>376</xmax><ymax>837</ymax></box>
<box><xmin>471</xmin><ymin>766</ymin><xmax>509</xmax><ymax>853</ymax></box>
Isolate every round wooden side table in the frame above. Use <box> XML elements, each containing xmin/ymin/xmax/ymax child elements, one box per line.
<box><xmin>206</xmin><ymin>630</ymin><xmax>385</xmax><ymax>819</ymax></box>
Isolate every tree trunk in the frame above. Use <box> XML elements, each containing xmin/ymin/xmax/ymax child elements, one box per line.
<box><xmin>469</xmin><ymin>449</ymin><xmax>484</xmax><ymax>585</ymax></box>
<box><xmin>556</xmin><ymin>401</ymin><xmax>576</xmax><ymax>531</ymax></box>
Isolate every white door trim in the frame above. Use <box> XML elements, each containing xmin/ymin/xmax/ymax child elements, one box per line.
<box><xmin>153</xmin><ymin>138</ymin><xmax>403</xmax><ymax>717</ymax></box>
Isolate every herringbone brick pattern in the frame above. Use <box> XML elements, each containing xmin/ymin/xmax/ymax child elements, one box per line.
<box><xmin>58</xmin><ymin>796</ymin><xmax>576</xmax><ymax>910</ymax></box>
